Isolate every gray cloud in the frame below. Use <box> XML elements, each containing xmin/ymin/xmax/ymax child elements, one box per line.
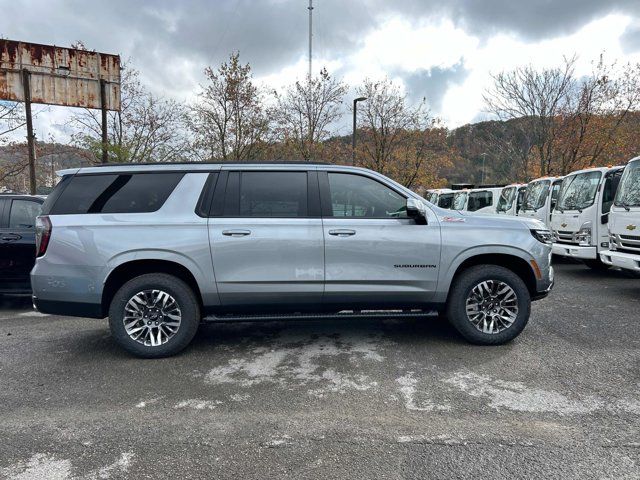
<box><xmin>401</xmin><ymin>63</ymin><xmax>470</xmax><ymax>113</ymax></box>
<box><xmin>1</xmin><ymin>0</ymin><xmax>639</xmax><ymax>129</ymax></box>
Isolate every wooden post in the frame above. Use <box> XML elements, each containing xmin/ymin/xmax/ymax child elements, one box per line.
<box><xmin>100</xmin><ymin>79</ymin><xmax>108</xmax><ymax>163</ymax></box>
<box><xmin>21</xmin><ymin>68</ymin><xmax>37</xmax><ymax>195</ymax></box>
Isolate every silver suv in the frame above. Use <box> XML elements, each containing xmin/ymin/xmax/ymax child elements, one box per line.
<box><xmin>31</xmin><ymin>163</ymin><xmax>554</xmax><ymax>358</ymax></box>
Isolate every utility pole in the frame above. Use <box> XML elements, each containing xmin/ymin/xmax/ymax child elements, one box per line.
<box><xmin>100</xmin><ymin>79</ymin><xmax>109</xmax><ymax>163</ymax></box>
<box><xmin>480</xmin><ymin>152</ymin><xmax>487</xmax><ymax>184</ymax></box>
<box><xmin>21</xmin><ymin>68</ymin><xmax>37</xmax><ymax>195</ymax></box>
<box><xmin>352</xmin><ymin>97</ymin><xmax>367</xmax><ymax>166</ymax></box>
<box><xmin>308</xmin><ymin>0</ymin><xmax>313</xmax><ymax>80</ymax></box>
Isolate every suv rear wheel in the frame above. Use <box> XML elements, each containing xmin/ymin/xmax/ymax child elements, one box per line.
<box><xmin>108</xmin><ymin>273</ymin><xmax>200</xmax><ymax>358</ymax></box>
<box><xmin>447</xmin><ymin>265</ymin><xmax>531</xmax><ymax>345</ymax></box>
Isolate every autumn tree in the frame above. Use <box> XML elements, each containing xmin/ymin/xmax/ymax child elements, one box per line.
<box><xmin>353</xmin><ymin>78</ymin><xmax>449</xmax><ymax>189</ymax></box>
<box><xmin>484</xmin><ymin>57</ymin><xmax>575</xmax><ymax>176</ymax></box>
<box><xmin>272</xmin><ymin>68</ymin><xmax>347</xmax><ymax>161</ymax></box>
<box><xmin>187</xmin><ymin>52</ymin><xmax>269</xmax><ymax>161</ymax></box>
<box><xmin>68</xmin><ymin>65</ymin><xmax>188</xmax><ymax>163</ymax></box>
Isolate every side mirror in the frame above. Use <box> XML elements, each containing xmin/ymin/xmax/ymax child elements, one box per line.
<box><xmin>601</xmin><ymin>212</ymin><xmax>609</xmax><ymax>225</ymax></box>
<box><xmin>407</xmin><ymin>198</ymin><xmax>428</xmax><ymax>224</ymax></box>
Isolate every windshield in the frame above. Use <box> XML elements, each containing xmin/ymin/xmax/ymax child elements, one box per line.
<box><xmin>556</xmin><ymin>171</ymin><xmax>602</xmax><ymax>211</ymax></box>
<box><xmin>522</xmin><ymin>180</ymin><xmax>550</xmax><ymax>211</ymax></box>
<box><xmin>497</xmin><ymin>187</ymin><xmax>516</xmax><ymax>212</ymax></box>
<box><xmin>438</xmin><ymin>193</ymin><xmax>453</xmax><ymax>209</ymax></box>
<box><xmin>453</xmin><ymin>192</ymin><xmax>468</xmax><ymax>210</ymax></box>
<box><xmin>615</xmin><ymin>161</ymin><xmax>640</xmax><ymax>207</ymax></box>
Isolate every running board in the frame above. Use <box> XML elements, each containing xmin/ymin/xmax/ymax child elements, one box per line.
<box><xmin>202</xmin><ymin>310</ymin><xmax>439</xmax><ymax>323</ymax></box>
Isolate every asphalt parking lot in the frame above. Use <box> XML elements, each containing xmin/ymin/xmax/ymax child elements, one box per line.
<box><xmin>1</xmin><ymin>260</ymin><xmax>639</xmax><ymax>479</ymax></box>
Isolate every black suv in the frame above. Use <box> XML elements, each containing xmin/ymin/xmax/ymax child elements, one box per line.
<box><xmin>0</xmin><ymin>194</ymin><xmax>44</xmax><ymax>294</ymax></box>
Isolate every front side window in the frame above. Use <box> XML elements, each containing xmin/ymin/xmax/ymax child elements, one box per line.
<box><xmin>497</xmin><ymin>187</ymin><xmax>515</xmax><ymax>212</ymax></box>
<box><xmin>9</xmin><ymin>200</ymin><xmax>42</xmax><ymax>228</ymax></box>
<box><xmin>556</xmin><ymin>171</ymin><xmax>601</xmax><ymax>211</ymax></box>
<box><xmin>438</xmin><ymin>193</ymin><xmax>453</xmax><ymax>209</ymax></box>
<box><xmin>468</xmin><ymin>191</ymin><xmax>493</xmax><ymax>212</ymax></box>
<box><xmin>452</xmin><ymin>192</ymin><xmax>468</xmax><ymax>210</ymax></box>
<box><xmin>523</xmin><ymin>180</ymin><xmax>550</xmax><ymax>211</ymax></box>
<box><xmin>615</xmin><ymin>161</ymin><xmax>640</xmax><ymax>207</ymax></box>
<box><xmin>327</xmin><ymin>173</ymin><xmax>407</xmax><ymax>218</ymax></box>
<box><xmin>49</xmin><ymin>173</ymin><xmax>185</xmax><ymax>214</ymax></box>
<box><xmin>516</xmin><ymin>187</ymin><xmax>526</xmax><ymax>212</ymax></box>
<box><xmin>238</xmin><ymin>171</ymin><xmax>308</xmax><ymax>217</ymax></box>
<box><xmin>602</xmin><ymin>171</ymin><xmax>622</xmax><ymax>215</ymax></box>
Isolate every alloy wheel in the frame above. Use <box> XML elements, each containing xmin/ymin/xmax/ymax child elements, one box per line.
<box><xmin>123</xmin><ymin>289</ymin><xmax>182</xmax><ymax>347</ymax></box>
<box><xmin>465</xmin><ymin>280</ymin><xmax>519</xmax><ymax>334</ymax></box>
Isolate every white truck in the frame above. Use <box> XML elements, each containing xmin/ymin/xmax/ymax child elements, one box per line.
<box><xmin>496</xmin><ymin>183</ymin><xmax>527</xmax><ymax>215</ymax></box>
<box><xmin>496</xmin><ymin>184</ymin><xmax>527</xmax><ymax>216</ymax></box>
<box><xmin>550</xmin><ymin>166</ymin><xmax>624</xmax><ymax>270</ymax></box>
<box><xmin>426</xmin><ymin>188</ymin><xmax>454</xmax><ymax>209</ymax></box>
<box><xmin>452</xmin><ymin>188</ymin><xmax>504</xmax><ymax>214</ymax></box>
<box><xmin>519</xmin><ymin>176</ymin><xmax>564</xmax><ymax>228</ymax></box>
<box><xmin>600</xmin><ymin>157</ymin><xmax>640</xmax><ymax>273</ymax></box>
<box><xmin>452</xmin><ymin>190</ymin><xmax>469</xmax><ymax>211</ymax></box>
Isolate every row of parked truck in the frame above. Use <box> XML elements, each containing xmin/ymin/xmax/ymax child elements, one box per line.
<box><xmin>426</xmin><ymin>156</ymin><xmax>640</xmax><ymax>274</ymax></box>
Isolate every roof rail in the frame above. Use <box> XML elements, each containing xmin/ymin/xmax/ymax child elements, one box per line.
<box><xmin>88</xmin><ymin>160</ymin><xmax>333</xmax><ymax>167</ymax></box>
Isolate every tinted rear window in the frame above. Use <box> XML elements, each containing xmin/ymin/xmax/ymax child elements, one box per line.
<box><xmin>49</xmin><ymin>173</ymin><xmax>184</xmax><ymax>215</ymax></box>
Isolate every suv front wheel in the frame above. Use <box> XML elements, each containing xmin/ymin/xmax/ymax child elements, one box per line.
<box><xmin>446</xmin><ymin>265</ymin><xmax>531</xmax><ymax>345</ymax></box>
<box><xmin>108</xmin><ymin>273</ymin><xmax>200</xmax><ymax>358</ymax></box>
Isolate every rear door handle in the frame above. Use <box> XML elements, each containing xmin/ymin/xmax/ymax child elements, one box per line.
<box><xmin>1</xmin><ymin>233</ymin><xmax>21</xmax><ymax>241</ymax></box>
<box><xmin>222</xmin><ymin>229</ymin><xmax>251</xmax><ymax>237</ymax></box>
<box><xmin>328</xmin><ymin>229</ymin><xmax>356</xmax><ymax>237</ymax></box>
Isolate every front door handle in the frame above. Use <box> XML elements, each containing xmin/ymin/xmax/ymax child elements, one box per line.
<box><xmin>328</xmin><ymin>229</ymin><xmax>356</xmax><ymax>237</ymax></box>
<box><xmin>1</xmin><ymin>233</ymin><xmax>21</xmax><ymax>241</ymax></box>
<box><xmin>222</xmin><ymin>229</ymin><xmax>251</xmax><ymax>237</ymax></box>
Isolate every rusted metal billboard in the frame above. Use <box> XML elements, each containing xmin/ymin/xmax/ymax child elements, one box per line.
<box><xmin>0</xmin><ymin>40</ymin><xmax>121</xmax><ymax>111</ymax></box>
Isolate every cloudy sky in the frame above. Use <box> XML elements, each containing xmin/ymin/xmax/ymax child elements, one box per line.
<box><xmin>3</xmin><ymin>0</ymin><xmax>640</xmax><ymax>142</ymax></box>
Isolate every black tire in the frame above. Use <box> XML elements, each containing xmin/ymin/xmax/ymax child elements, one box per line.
<box><xmin>583</xmin><ymin>258</ymin><xmax>611</xmax><ymax>271</ymax></box>
<box><xmin>446</xmin><ymin>265</ymin><xmax>531</xmax><ymax>345</ymax></box>
<box><xmin>108</xmin><ymin>273</ymin><xmax>200</xmax><ymax>358</ymax></box>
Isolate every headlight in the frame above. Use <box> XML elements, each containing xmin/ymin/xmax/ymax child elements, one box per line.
<box><xmin>531</xmin><ymin>229</ymin><xmax>553</xmax><ymax>244</ymax></box>
<box><xmin>576</xmin><ymin>221</ymin><xmax>592</xmax><ymax>246</ymax></box>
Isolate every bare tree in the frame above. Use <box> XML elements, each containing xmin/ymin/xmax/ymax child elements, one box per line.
<box><xmin>68</xmin><ymin>65</ymin><xmax>189</xmax><ymax>163</ymax></box>
<box><xmin>353</xmin><ymin>78</ymin><xmax>446</xmax><ymax>187</ymax></box>
<box><xmin>0</xmin><ymin>102</ymin><xmax>26</xmax><ymax>146</ymax></box>
<box><xmin>555</xmin><ymin>56</ymin><xmax>640</xmax><ymax>174</ymax></box>
<box><xmin>484</xmin><ymin>57</ymin><xmax>576</xmax><ymax>176</ymax></box>
<box><xmin>272</xmin><ymin>68</ymin><xmax>347</xmax><ymax>161</ymax></box>
<box><xmin>187</xmin><ymin>52</ymin><xmax>269</xmax><ymax>161</ymax></box>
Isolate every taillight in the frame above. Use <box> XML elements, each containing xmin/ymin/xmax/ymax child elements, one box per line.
<box><xmin>35</xmin><ymin>216</ymin><xmax>52</xmax><ymax>258</ymax></box>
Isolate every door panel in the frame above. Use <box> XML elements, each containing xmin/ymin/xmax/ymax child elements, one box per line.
<box><xmin>207</xmin><ymin>170</ymin><xmax>324</xmax><ymax>310</ymax></box>
<box><xmin>322</xmin><ymin>217</ymin><xmax>440</xmax><ymax>307</ymax></box>
<box><xmin>0</xmin><ymin>198</ymin><xmax>42</xmax><ymax>290</ymax></box>
<box><xmin>320</xmin><ymin>171</ymin><xmax>440</xmax><ymax>308</ymax></box>
<box><xmin>209</xmin><ymin>218</ymin><xmax>324</xmax><ymax>307</ymax></box>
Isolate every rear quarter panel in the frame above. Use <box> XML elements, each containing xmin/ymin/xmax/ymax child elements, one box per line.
<box><xmin>31</xmin><ymin>173</ymin><xmax>218</xmax><ymax>306</ymax></box>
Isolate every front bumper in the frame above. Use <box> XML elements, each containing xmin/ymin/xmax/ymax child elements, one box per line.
<box><xmin>600</xmin><ymin>250</ymin><xmax>640</xmax><ymax>272</ymax></box>
<box><xmin>552</xmin><ymin>243</ymin><xmax>596</xmax><ymax>260</ymax></box>
<box><xmin>532</xmin><ymin>265</ymin><xmax>554</xmax><ymax>300</ymax></box>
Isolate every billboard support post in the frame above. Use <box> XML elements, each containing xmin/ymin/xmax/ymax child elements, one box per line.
<box><xmin>100</xmin><ymin>79</ymin><xmax>108</xmax><ymax>164</ymax></box>
<box><xmin>21</xmin><ymin>68</ymin><xmax>36</xmax><ymax>195</ymax></box>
